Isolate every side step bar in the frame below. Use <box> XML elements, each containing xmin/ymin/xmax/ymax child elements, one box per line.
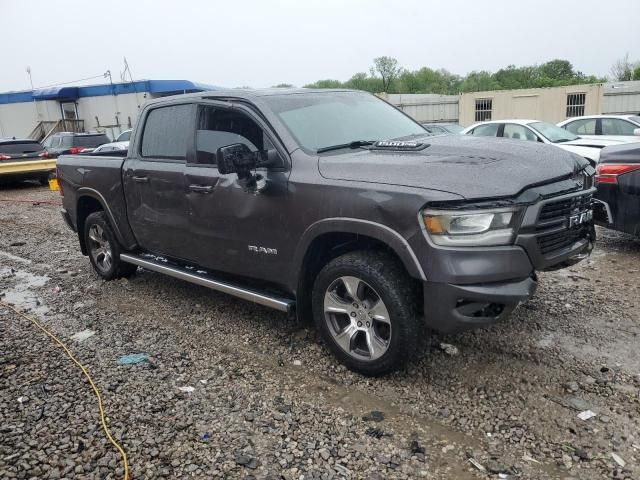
<box><xmin>120</xmin><ymin>253</ymin><xmax>295</xmax><ymax>314</ymax></box>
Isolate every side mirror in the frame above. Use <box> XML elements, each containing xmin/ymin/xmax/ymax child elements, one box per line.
<box><xmin>216</xmin><ymin>143</ymin><xmax>256</xmax><ymax>177</ymax></box>
<box><xmin>633</xmin><ymin>128</ymin><xmax>640</xmax><ymax>137</ymax></box>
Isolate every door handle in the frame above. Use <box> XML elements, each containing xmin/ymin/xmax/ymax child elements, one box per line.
<box><xmin>189</xmin><ymin>184</ymin><xmax>213</xmax><ymax>193</ymax></box>
<box><xmin>132</xmin><ymin>176</ymin><xmax>149</xmax><ymax>183</ymax></box>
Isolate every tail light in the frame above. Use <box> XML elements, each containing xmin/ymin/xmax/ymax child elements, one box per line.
<box><xmin>38</xmin><ymin>151</ymin><xmax>49</xmax><ymax>158</ymax></box>
<box><xmin>68</xmin><ymin>146</ymin><xmax>85</xmax><ymax>154</ymax></box>
<box><xmin>595</xmin><ymin>164</ymin><xmax>640</xmax><ymax>184</ymax></box>
<box><xmin>0</xmin><ymin>154</ymin><xmax>10</xmax><ymax>160</ymax></box>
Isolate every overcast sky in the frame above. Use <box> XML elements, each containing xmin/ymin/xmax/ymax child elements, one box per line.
<box><xmin>2</xmin><ymin>0</ymin><xmax>639</xmax><ymax>92</ymax></box>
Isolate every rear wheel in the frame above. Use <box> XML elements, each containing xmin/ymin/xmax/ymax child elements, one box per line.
<box><xmin>84</xmin><ymin>212</ymin><xmax>137</xmax><ymax>280</ymax></box>
<box><xmin>312</xmin><ymin>251</ymin><xmax>424</xmax><ymax>376</ymax></box>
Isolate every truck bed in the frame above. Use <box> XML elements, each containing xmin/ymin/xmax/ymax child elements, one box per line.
<box><xmin>57</xmin><ymin>154</ymin><xmax>134</xmax><ymax>248</ymax></box>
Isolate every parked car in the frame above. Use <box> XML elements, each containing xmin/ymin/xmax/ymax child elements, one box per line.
<box><xmin>91</xmin><ymin>141</ymin><xmax>129</xmax><ymax>154</ymax></box>
<box><xmin>57</xmin><ymin>89</ymin><xmax>595</xmax><ymax>375</ymax></box>
<box><xmin>461</xmin><ymin>119</ymin><xmax>626</xmax><ymax>165</ymax></box>
<box><xmin>115</xmin><ymin>129</ymin><xmax>132</xmax><ymax>142</ymax></box>
<box><xmin>421</xmin><ymin>122</ymin><xmax>464</xmax><ymax>134</ymax></box>
<box><xmin>43</xmin><ymin>132</ymin><xmax>111</xmax><ymax>158</ymax></box>
<box><xmin>557</xmin><ymin>115</ymin><xmax>640</xmax><ymax>143</ymax></box>
<box><xmin>0</xmin><ymin>138</ymin><xmax>54</xmax><ymax>184</ymax></box>
<box><xmin>593</xmin><ymin>143</ymin><xmax>640</xmax><ymax>236</ymax></box>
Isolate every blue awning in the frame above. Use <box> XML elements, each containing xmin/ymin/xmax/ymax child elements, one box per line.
<box><xmin>32</xmin><ymin>87</ymin><xmax>79</xmax><ymax>101</ymax></box>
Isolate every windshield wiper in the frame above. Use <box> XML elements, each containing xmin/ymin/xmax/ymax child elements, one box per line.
<box><xmin>554</xmin><ymin>138</ymin><xmax>573</xmax><ymax>143</ymax></box>
<box><xmin>316</xmin><ymin>140</ymin><xmax>376</xmax><ymax>153</ymax></box>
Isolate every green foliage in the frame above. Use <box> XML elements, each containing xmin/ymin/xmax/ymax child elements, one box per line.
<box><xmin>271</xmin><ymin>83</ymin><xmax>295</xmax><ymax>88</ymax></box>
<box><xmin>372</xmin><ymin>56</ymin><xmax>400</xmax><ymax>92</ymax></box>
<box><xmin>304</xmin><ymin>57</ymin><xmax>609</xmax><ymax>94</ymax></box>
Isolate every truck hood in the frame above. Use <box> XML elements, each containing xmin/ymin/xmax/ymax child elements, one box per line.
<box><xmin>318</xmin><ymin>135</ymin><xmax>589</xmax><ymax>200</ymax></box>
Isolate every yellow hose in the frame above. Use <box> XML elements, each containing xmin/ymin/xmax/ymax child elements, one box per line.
<box><xmin>1</xmin><ymin>301</ymin><xmax>129</xmax><ymax>480</ymax></box>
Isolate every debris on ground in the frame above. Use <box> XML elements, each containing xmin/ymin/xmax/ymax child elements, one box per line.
<box><xmin>365</xmin><ymin>427</ymin><xmax>392</xmax><ymax>439</ymax></box>
<box><xmin>292</xmin><ymin>359</ymin><xmax>302</xmax><ymax>366</ymax></box>
<box><xmin>577</xmin><ymin>410</ymin><xmax>597</xmax><ymax>421</ymax></box>
<box><xmin>409</xmin><ymin>439</ymin><xmax>425</xmax><ymax>454</ymax></box>
<box><xmin>439</xmin><ymin>343</ymin><xmax>459</xmax><ymax>356</ymax></box>
<box><xmin>468</xmin><ymin>457</ymin><xmax>486</xmax><ymax>472</ymax></box>
<box><xmin>611</xmin><ymin>452</ymin><xmax>625</xmax><ymax>467</ymax></box>
<box><xmin>362</xmin><ymin>410</ymin><xmax>385</xmax><ymax>422</ymax></box>
<box><xmin>178</xmin><ymin>386</ymin><xmax>195</xmax><ymax>393</ymax></box>
<box><xmin>70</xmin><ymin>329</ymin><xmax>95</xmax><ymax>342</ymax></box>
<box><xmin>117</xmin><ymin>353</ymin><xmax>148</xmax><ymax>365</ymax></box>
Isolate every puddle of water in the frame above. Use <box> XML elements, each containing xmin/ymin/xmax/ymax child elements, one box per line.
<box><xmin>537</xmin><ymin>329</ymin><xmax>640</xmax><ymax>374</ymax></box>
<box><xmin>0</xmin><ymin>267</ymin><xmax>49</xmax><ymax>316</ymax></box>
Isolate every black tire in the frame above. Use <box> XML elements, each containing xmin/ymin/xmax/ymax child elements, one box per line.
<box><xmin>83</xmin><ymin>211</ymin><xmax>137</xmax><ymax>280</ymax></box>
<box><xmin>312</xmin><ymin>250</ymin><xmax>424</xmax><ymax>376</ymax></box>
<box><xmin>38</xmin><ymin>174</ymin><xmax>50</xmax><ymax>186</ymax></box>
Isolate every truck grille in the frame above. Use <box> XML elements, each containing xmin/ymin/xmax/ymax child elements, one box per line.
<box><xmin>535</xmin><ymin>192</ymin><xmax>593</xmax><ymax>256</ymax></box>
<box><xmin>537</xmin><ymin>224</ymin><xmax>589</xmax><ymax>254</ymax></box>
<box><xmin>538</xmin><ymin>193</ymin><xmax>593</xmax><ymax>223</ymax></box>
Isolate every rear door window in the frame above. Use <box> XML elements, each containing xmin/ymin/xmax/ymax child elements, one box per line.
<box><xmin>0</xmin><ymin>141</ymin><xmax>44</xmax><ymax>154</ymax></box>
<box><xmin>503</xmin><ymin>124</ymin><xmax>537</xmax><ymax>141</ymax></box>
<box><xmin>470</xmin><ymin>123</ymin><xmax>500</xmax><ymax>137</ymax></box>
<box><xmin>141</xmin><ymin>104</ymin><xmax>193</xmax><ymax>160</ymax></box>
<box><xmin>601</xmin><ymin>118</ymin><xmax>637</xmax><ymax>135</ymax></box>
<box><xmin>564</xmin><ymin>118</ymin><xmax>596</xmax><ymax>135</ymax></box>
<box><xmin>75</xmin><ymin>135</ymin><xmax>110</xmax><ymax>147</ymax></box>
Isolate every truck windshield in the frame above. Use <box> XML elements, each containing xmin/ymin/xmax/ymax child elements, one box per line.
<box><xmin>263</xmin><ymin>92</ymin><xmax>426</xmax><ymax>152</ymax></box>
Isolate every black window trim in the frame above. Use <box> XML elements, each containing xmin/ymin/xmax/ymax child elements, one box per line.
<box><xmin>187</xmin><ymin>100</ymin><xmax>290</xmax><ymax>172</ymax></box>
<box><xmin>138</xmin><ymin>102</ymin><xmax>196</xmax><ymax>163</ymax></box>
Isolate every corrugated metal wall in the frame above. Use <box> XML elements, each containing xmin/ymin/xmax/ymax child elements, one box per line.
<box><xmin>602</xmin><ymin>81</ymin><xmax>640</xmax><ymax>114</ymax></box>
<box><xmin>380</xmin><ymin>93</ymin><xmax>459</xmax><ymax>122</ymax></box>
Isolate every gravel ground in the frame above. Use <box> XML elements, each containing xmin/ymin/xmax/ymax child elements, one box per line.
<box><xmin>0</xmin><ymin>183</ymin><xmax>639</xmax><ymax>480</ymax></box>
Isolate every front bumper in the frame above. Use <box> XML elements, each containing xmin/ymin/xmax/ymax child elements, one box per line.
<box><xmin>423</xmin><ymin>276</ymin><xmax>537</xmax><ymax>334</ymax></box>
<box><xmin>420</xmin><ymin>186</ymin><xmax>595</xmax><ymax>334</ymax></box>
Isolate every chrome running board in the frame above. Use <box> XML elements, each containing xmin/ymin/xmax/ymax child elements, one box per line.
<box><xmin>120</xmin><ymin>253</ymin><xmax>294</xmax><ymax>314</ymax></box>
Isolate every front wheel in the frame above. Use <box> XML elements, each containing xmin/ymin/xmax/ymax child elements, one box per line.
<box><xmin>312</xmin><ymin>251</ymin><xmax>424</xmax><ymax>376</ymax></box>
<box><xmin>84</xmin><ymin>212</ymin><xmax>137</xmax><ymax>280</ymax></box>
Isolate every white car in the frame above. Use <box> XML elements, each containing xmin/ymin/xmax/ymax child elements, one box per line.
<box><xmin>92</xmin><ymin>141</ymin><xmax>129</xmax><ymax>153</ymax></box>
<box><xmin>557</xmin><ymin>115</ymin><xmax>640</xmax><ymax>143</ymax></box>
<box><xmin>461</xmin><ymin>119</ymin><xmax>628</xmax><ymax>164</ymax></box>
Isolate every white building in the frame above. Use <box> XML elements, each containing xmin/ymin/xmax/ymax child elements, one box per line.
<box><xmin>0</xmin><ymin>79</ymin><xmax>215</xmax><ymax>140</ymax></box>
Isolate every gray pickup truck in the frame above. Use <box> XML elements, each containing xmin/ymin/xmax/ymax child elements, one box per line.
<box><xmin>57</xmin><ymin>89</ymin><xmax>595</xmax><ymax>375</ymax></box>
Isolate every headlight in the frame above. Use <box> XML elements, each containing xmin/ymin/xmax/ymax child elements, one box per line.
<box><xmin>422</xmin><ymin>207</ymin><xmax>523</xmax><ymax>246</ymax></box>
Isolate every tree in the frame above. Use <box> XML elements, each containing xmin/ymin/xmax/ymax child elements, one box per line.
<box><xmin>633</xmin><ymin>65</ymin><xmax>640</xmax><ymax>81</ymax></box>
<box><xmin>460</xmin><ymin>71</ymin><xmax>500</xmax><ymax>92</ymax></box>
<box><xmin>539</xmin><ymin>59</ymin><xmax>575</xmax><ymax>81</ymax></box>
<box><xmin>371</xmin><ymin>56</ymin><xmax>400</xmax><ymax>92</ymax></box>
<box><xmin>303</xmin><ymin>79</ymin><xmax>344</xmax><ymax>89</ymax></box>
<box><xmin>272</xmin><ymin>83</ymin><xmax>295</xmax><ymax>88</ymax></box>
<box><xmin>611</xmin><ymin>53</ymin><xmax>636</xmax><ymax>81</ymax></box>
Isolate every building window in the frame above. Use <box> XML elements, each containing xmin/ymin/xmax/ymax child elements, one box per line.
<box><xmin>566</xmin><ymin>93</ymin><xmax>586</xmax><ymax>118</ymax></box>
<box><xmin>475</xmin><ymin>99</ymin><xmax>492</xmax><ymax>122</ymax></box>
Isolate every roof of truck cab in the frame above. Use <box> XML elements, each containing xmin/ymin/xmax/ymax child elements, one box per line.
<box><xmin>143</xmin><ymin>88</ymin><xmax>364</xmax><ymax>106</ymax></box>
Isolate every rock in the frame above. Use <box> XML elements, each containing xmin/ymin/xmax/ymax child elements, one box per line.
<box><xmin>564</xmin><ymin>381</ymin><xmax>579</xmax><ymax>393</ymax></box>
<box><xmin>235</xmin><ymin>454</ymin><xmax>258</xmax><ymax>469</ymax></box>
<box><xmin>439</xmin><ymin>343</ymin><xmax>459</xmax><ymax>356</ymax></box>
<box><xmin>362</xmin><ymin>410</ymin><xmax>385</xmax><ymax>422</ymax></box>
<box><xmin>319</xmin><ymin>448</ymin><xmax>330</xmax><ymax>461</ymax></box>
